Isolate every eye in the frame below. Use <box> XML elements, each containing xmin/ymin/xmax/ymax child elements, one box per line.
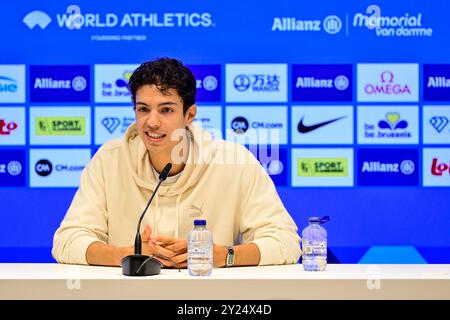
<box><xmin>161</xmin><ymin>107</ymin><xmax>173</xmax><ymax>113</ymax></box>
<box><xmin>136</xmin><ymin>106</ymin><xmax>149</xmax><ymax>113</ymax></box>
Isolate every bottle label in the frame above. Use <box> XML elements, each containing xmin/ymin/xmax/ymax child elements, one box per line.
<box><xmin>303</xmin><ymin>242</ymin><xmax>327</xmax><ymax>255</ymax></box>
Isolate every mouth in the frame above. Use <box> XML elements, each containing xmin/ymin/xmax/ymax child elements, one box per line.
<box><xmin>145</xmin><ymin>131</ymin><xmax>167</xmax><ymax>143</ymax></box>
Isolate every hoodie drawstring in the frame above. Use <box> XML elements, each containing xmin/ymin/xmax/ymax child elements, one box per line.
<box><xmin>175</xmin><ymin>193</ymin><xmax>182</xmax><ymax>239</ymax></box>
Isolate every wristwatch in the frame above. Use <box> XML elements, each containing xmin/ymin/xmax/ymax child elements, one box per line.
<box><xmin>225</xmin><ymin>246</ymin><xmax>235</xmax><ymax>267</ymax></box>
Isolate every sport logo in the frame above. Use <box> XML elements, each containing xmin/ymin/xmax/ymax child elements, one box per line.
<box><xmin>298</xmin><ymin>158</ymin><xmax>348</xmax><ymax>177</ymax></box>
<box><xmin>36</xmin><ymin>117</ymin><xmax>86</xmax><ymax>136</ymax></box>
<box><xmin>298</xmin><ymin>116</ymin><xmax>346</xmax><ymax>134</ymax></box>
<box><xmin>23</xmin><ymin>11</ymin><xmax>52</xmax><ymax>29</ymax></box>
<box><xmin>430</xmin><ymin>116</ymin><xmax>449</xmax><ymax>133</ymax></box>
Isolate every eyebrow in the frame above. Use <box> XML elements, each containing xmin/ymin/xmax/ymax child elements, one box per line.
<box><xmin>135</xmin><ymin>101</ymin><xmax>177</xmax><ymax>107</ymax></box>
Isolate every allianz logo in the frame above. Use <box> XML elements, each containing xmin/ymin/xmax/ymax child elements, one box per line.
<box><xmin>362</xmin><ymin>160</ymin><xmax>415</xmax><ymax>175</ymax></box>
<box><xmin>272</xmin><ymin>15</ymin><xmax>342</xmax><ymax>34</ymax></box>
<box><xmin>296</xmin><ymin>75</ymin><xmax>349</xmax><ymax>90</ymax></box>
<box><xmin>0</xmin><ymin>161</ymin><xmax>22</xmax><ymax>176</ymax></box>
<box><xmin>427</xmin><ymin>77</ymin><xmax>450</xmax><ymax>88</ymax></box>
<box><xmin>196</xmin><ymin>76</ymin><xmax>218</xmax><ymax>91</ymax></box>
<box><xmin>34</xmin><ymin>76</ymin><xmax>87</xmax><ymax>91</ymax></box>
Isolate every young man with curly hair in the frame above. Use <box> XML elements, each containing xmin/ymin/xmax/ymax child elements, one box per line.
<box><xmin>52</xmin><ymin>57</ymin><xmax>301</xmax><ymax>268</ymax></box>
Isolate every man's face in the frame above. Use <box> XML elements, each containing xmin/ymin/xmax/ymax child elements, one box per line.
<box><xmin>135</xmin><ymin>84</ymin><xmax>196</xmax><ymax>156</ymax></box>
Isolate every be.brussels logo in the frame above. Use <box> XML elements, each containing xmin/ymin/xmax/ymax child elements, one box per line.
<box><xmin>226</xmin><ymin>106</ymin><xmax>287</xmax><ymax>145</ymax></box>
<box><xmin>187</xmin><ymin>65</ymin><xmax>221</xmax><ymax>102</ymax></box>
<box><xmin>95</xmin><ymin>106</ymin><xmax>135</xmax><ymax>145</ymax></box>
<box><xmin>0</xmin><ymin>107</ymin><xmax>26</xmax><ymax>145</ymax></box>
<box><xmin>94</xmin><ymin>65</ymin><xmax>138</xmax><ymax>103</ymax></box>
<box><xmin>30</xmin><ymin>149</ymin><xmax>91</xmax><ymax>187</ymax></box>
<box><xmin>226</xmin><ymin>64</ymin><xmax>287</xmax><ymax>102</ymax></box>
<box><xmin>248</xmin><ymin>147</ymin><xmax>287</xmax><ymax>186</ymax></box>
<box><xmin>271</xmin><ymin>14</ymin><xmax>342</xmax><ymax>34</ymax></box>
<box><xmin>357</xmin><ymin>148</ymin><xmax>419</xmax><ymax>186</ymax></box>
<box><xmin>423</xmin><ymin>106</ymin><xmax>450</xmax><ymax>144</ymax></box>
<box><xmin>357</xmin><ymin>64</ymin><xmax>418</xmax><ymax>102</ymax></box>
<box><xmin>0</xmin><ymin>65</ymin><xmax>25</xmax><ymax>103</ymax></box>
<box><xmin>291</xmin><ymin>148</ymin><xmax>354</xmax><ymax>187</ymax></box>
<box><xmin>423</xmin><ymin>148</ymin><xmax>450</xmax><ymax>187</ymax></box>
<box><xmin>30</xmin><ymin>65</ymin><xmax>90</xmax><ymax>102</ymax></box>
<box><xmin>357</xmin><ymin>106</ymin><xmax>418</xmax><ymax>144</ymax></box>
<box><xmin>30</xmin><ymin>107</ymin><xmax>91</xmax><ymax>145</ymax></box>
<box><xmin>291</xmin><ymin>106</ymin><xmax>353</xmax><ymax>145</ymax></box>
<box><xmin>292</xmin><ymin>65</ymin><xmax>352</xmax><ymax>101</ymax></box>
<box><xmin>423</xmin><ymin>65</ymin><xmax>450</xmax><ymax>101</ymax></box>
<box><xmin>193</xmin><ymin>106</ymin><xmax>222</xmax><ymax>139</ymax></box>
<box><xmin>0</xmin><ymin>149</ymin><xmax>26</xmax><ymax>187</ymax></box>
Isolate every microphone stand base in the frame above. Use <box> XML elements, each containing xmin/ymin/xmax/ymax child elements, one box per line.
<box><xmin>121</xmin><ymin>254</ymin><xmax>162</xmax><ymax>276</ymax></box>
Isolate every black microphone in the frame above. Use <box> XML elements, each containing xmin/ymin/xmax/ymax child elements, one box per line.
<box><xmin>121</xmin><ymin>163</ymin><xmax>172</xmax><ymax>276</ymax></box>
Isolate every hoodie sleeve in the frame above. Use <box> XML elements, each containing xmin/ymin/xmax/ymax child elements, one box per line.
<box><xmin>239</xmin><ymin>150</ymin><xmax>302</xmax><ymax>266</ymax></box>
<box><xmin>52</xmin><ymin>152</ymin><xmax>108</xmax><ymax>265</ymax></box>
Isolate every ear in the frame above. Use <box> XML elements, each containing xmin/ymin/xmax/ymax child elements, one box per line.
<box><xmin>184</xmin><ymin>104</ymin><xmax>197</xmax><ymax>125</ymax></box>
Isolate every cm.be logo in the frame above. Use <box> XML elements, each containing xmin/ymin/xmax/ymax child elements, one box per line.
<box><xmin>35</xmin><ymin>159</ymin><xmax>52</xmax><ymax>177</ymax></box>
<box><xmin>23</xmin><ymin>11</ymin><xmax>52</xmax><ymax>29</ymax></box>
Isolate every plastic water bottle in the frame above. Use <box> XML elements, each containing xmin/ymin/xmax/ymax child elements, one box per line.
<box><xmin>188</xmin><ymin>219</ymin><xmax>213</xmax><ymax>276</ymax></box>
<box><xmin>301</xmin><ymin>216</ymin><xmax>330</xmax><ymax>272</ymax></box>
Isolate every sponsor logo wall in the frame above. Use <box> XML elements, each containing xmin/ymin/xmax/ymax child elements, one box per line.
<box><xmin>0</xmin><ymin>63</ymin><xmax>449</xmax><ymax>188</ymax></box>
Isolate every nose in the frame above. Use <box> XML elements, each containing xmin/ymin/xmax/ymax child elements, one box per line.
<box><xmin>145</xmin><ymin>110</ymin><xmax>161</xmax><ymax>128</ymax></box>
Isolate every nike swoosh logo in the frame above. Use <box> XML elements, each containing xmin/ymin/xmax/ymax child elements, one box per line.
<box><xmin>297</xmin><ymin>116</ymin><xmax>347</xmax><ymax>133</ymax></box>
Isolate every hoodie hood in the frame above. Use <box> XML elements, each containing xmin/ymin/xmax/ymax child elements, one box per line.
<box><xmin>123</xmin><ymin>122</ymin><xmax>215</xmax><ymax>197</ymax></box>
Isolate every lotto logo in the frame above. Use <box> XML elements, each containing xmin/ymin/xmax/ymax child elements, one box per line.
<box><xmin>431</xmin><ymin>158</ymin><xmax>450</xmax><ymax>176</ymax></box>
<box><xmin>0</xmin><ymin>119</ymin><xmax>18</xmax><ymax>135</ymax></box>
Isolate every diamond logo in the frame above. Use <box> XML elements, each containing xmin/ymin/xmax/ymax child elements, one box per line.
<box><xmin>101</xmin><ymin>117</ymin><xmax>121</xmax><ymax>133</ymax></box>
<box><xmin>430</xmin><ymin>116</ymin><xmax>449</xmax><ymax>133</ymax></box>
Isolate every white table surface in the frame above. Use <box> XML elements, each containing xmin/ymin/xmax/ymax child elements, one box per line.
<box><xmin>0</xmin><ymin>263</ymin><xmax>449</xmax><ymax>300</ymax></box>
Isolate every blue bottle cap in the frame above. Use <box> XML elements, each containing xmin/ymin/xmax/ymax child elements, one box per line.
<box><xmin>308</xmin><ymin>216</ymin><xmax>330</xmax><ymax>224</ymax></box>
<box><xmin>194</xmin><ymin>219</ymin><xmax>207</xmax><ymax>226</ymax></box>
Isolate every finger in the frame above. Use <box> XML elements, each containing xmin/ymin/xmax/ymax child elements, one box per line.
<box><xmin>150</xmin><ymin>235</ymin><xmax>176</xmax><ymax>246</ymax></box>
<box><xmin>164</xmin><ymin>240</ymin><xmax>188</xmax><ymax>253</ymax></box>
<box><xmin>172</xmin><ymin>252</ymin><xmax>188</xmax><ymax>265</ymax></box>
<box><xmin>142</xmin><ymin>224</ymin><xmax>152</xmax><ymax>242</ymax></box>
<box><xmin>178</xmin><ymin>262</ymin><xmax>188</xmax><ymax>269</ymax></box>
<box><xmin>153</xmin><ymin>245</ymin><xmax>177</xmax><ymax>258</ymax></box>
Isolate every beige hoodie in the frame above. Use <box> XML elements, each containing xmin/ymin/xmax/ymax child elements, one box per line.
<box><xmin>52</xmin><ymin>123</ymin><xmax>302</xmax><ymax>266</ymax></box>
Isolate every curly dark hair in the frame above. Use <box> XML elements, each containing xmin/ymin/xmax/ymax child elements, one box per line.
<box><xmin>128</xmin><ymin>57</ymin><xmax>196</xmax><ymax>114</ymax></box>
